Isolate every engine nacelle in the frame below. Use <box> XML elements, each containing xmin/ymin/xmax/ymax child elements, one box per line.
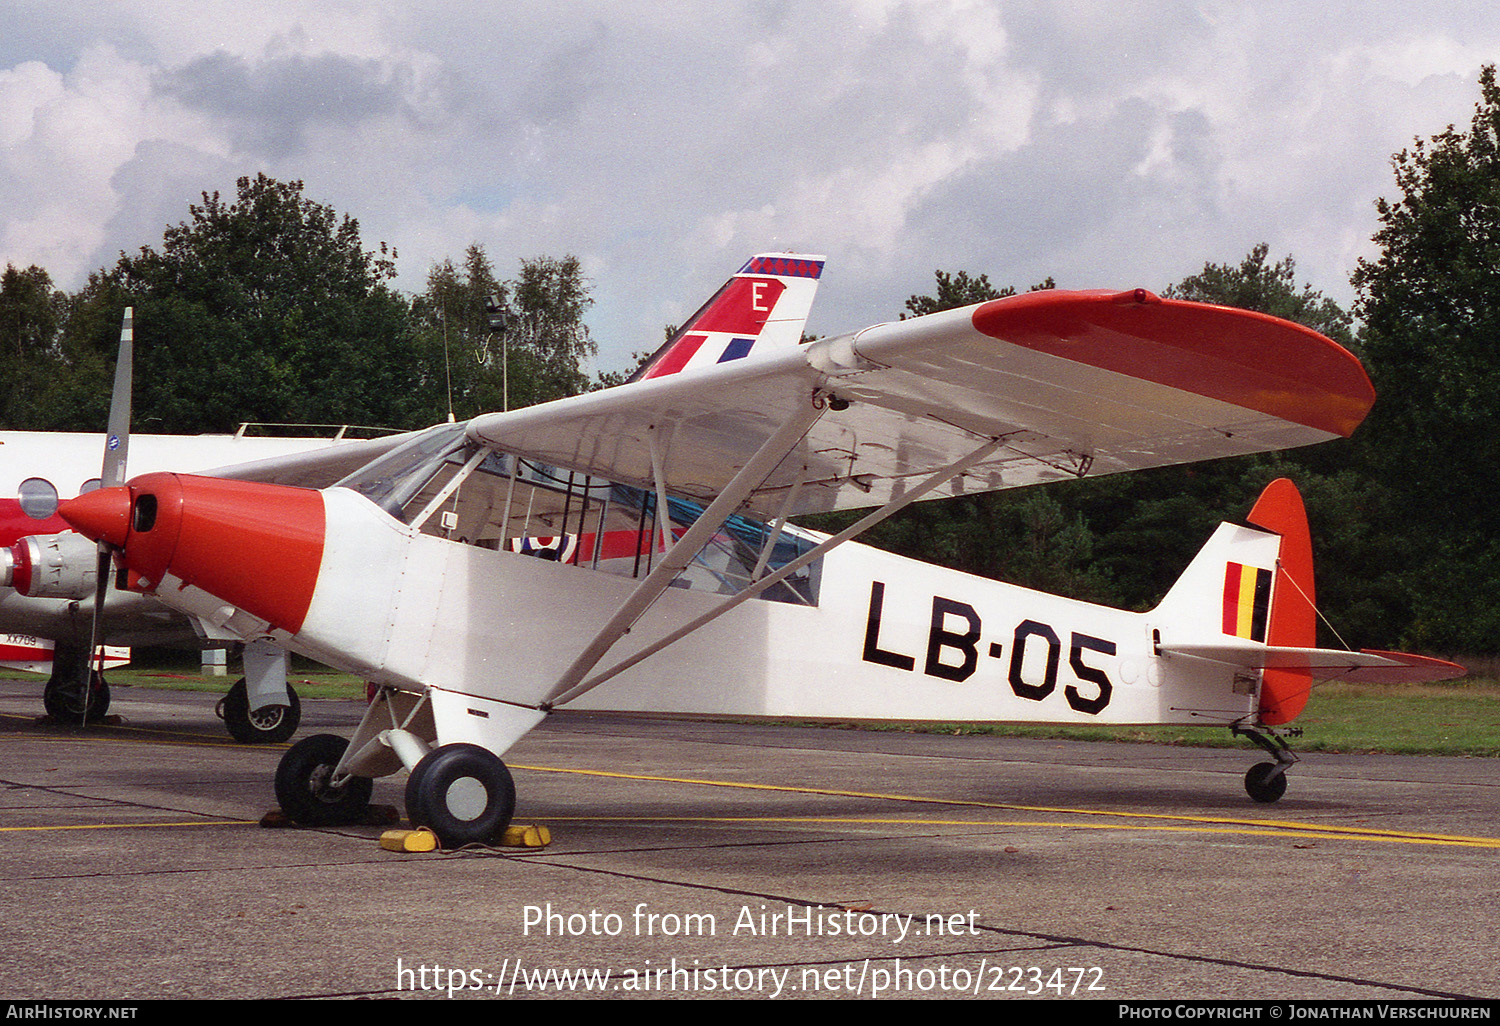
<box><xmin>3</xmin><ymin>532</ymin><xmax>100</xmax><ymax>600</ymax></box>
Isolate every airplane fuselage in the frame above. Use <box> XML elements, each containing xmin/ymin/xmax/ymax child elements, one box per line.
<box><xmin>122</xmin><ymin>481</ymin><xmax>1265</xmax><ymax>749</ymax></box>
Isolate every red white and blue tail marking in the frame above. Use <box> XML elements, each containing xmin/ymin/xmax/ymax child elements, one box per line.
<box><xmin>636</xmin><ymin>253</ymin><xmax>825</xmax><ymax>380</ymax></box>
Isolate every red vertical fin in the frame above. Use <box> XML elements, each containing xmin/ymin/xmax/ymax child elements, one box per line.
<box><xmin>1246</xmin><ymin>478</ymin><xmax>1316</xmax><ymax>725</ymax></box>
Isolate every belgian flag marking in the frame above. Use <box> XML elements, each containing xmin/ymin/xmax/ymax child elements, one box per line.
<box><xmin>1222</xmin><ymin>562</ymin><xmax>1272</xmax><ymax>642</ymax></box>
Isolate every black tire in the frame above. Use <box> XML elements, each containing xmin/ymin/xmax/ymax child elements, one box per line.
<box><xmin>221</xmin><ymin>678</ymin><xmax>301</xmax><ymax>744</ymax></box>
<box><xmin>1244</xmin><ymin>761</ymin><xmax>1288</xmax><ymax>803</ymax></box>
<box><xmin>405</xmin><ymin>743</ymin><xmax>516</xmax><ymax>848</ymax></box>
<box><xmin>43</xmin><ymin>671</ymin><xmax>110</xmax><ymax>724</ymax></box>
<box><xmin>275</xmin><ymin>734</ymin><xmax>372</xmax><ymax>826</ymax></box>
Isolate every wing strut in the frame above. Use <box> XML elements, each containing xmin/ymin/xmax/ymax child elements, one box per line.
<box><xmin>539</xmin><ymin>397</ymin><xmax>828</xmax><ymax>707</ymax></box>
<box><xmin>750</xmin><ymin>462</ymin><xmax>808</xmax><ymax>582</ymax></box>
<box><xmin>545</xmin><ymin>431</ymin><xmax>1012</xmax><ymax>708</ymax></box>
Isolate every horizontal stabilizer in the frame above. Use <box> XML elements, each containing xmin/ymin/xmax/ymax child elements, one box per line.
<box><xmin>1159</xmin><ymin>642</ymin><xmax>1466</xmax><ymax>684</ymax></box>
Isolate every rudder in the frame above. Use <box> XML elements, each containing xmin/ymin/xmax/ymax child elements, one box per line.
<box><xmin>1245</xmin><ymin>478</ymin><xmax>1315</xmax><ymax>724</ymax></box>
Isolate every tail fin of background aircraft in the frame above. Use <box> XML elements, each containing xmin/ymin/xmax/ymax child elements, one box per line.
<box><xmin>632</xmin><ymin>253</ymin><xmax>826</xmax><ymax>381</ymax></box>
<box><xmin>1152</xmin><ymin>478</ymin><xmax>1464</xmax><ymax>722</ymax></box>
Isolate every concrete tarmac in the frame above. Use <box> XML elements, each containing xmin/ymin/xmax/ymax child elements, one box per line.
<box><xmin>0</xmin><ymin>679</ymin><xmax>1496</xmax><ymax>1001</ymax></box>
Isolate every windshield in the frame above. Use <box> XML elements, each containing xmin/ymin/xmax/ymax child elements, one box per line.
<box><xmin>335</xmin><ymin>422</ymin><xmax>469</xmax><ymax>518</ymax></box>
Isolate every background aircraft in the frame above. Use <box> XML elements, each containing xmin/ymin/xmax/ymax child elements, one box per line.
<box><xmin>1</xmin><ymin>311</ymin><xmax>409</xmax><ymax>737</ymax></box>
<box><xmin>57</xmin><ymin>255</ymin><xmax>1462</xmax><ymax>847</ymax></box>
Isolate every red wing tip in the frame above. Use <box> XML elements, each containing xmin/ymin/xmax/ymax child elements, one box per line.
<box><xmin>969</xmin><ymin>289</ymin><xmax>1375</xmax><ymax>439</ymax></box>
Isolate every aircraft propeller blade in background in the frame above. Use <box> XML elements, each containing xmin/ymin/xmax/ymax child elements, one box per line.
<box><xmin>79</xmin><ymin>307</ymin><xmax>133</xmax><ymax>724</ymax></box>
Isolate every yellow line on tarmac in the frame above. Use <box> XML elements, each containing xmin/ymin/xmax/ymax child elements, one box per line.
<box><xmin>512</xmin><ymin>764</ymin><xmax>1500</xmax><ymax>849</ymax></box>
<box><xmin>544</xmin><ymin>815</ymin><xmax>1500</xmax><ymax>848</ymax></box>
<box><xmin>0</xmin><ymin>820</ymin><xmax>255</xmax><ymax>833</ymax></box>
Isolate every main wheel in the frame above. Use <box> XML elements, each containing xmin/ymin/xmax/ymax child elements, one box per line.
<box><xmin>405</xmin><ymin>743</ymin><xmax>516</xmax><ymax>849</ymax></box>
<box><xmin>43</xmin><ymin>671</ymin><xmax>110</xmax><ymax>724</ymax></box>
<box><xmin>275</xmin><ymin>733</ymin><xmax>372</xmax><ymax>826</ymax></box>
<box><xmin>220</xmin><ymin>678</ymin><xmax>301</xmax><ymax>744</ymax></box>
<box><xmin>1244</xmin><ymin>761</ymin><xmax>1288</xmax><ymax>803</ymax></box>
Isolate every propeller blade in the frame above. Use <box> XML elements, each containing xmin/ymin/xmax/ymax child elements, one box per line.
<box><xmin>80</xmin><ymin>542</ymin><xmax>112</xmax><ymax>724</ymax></box>
<box><xmin>79</xmin><ymin>306</ymin><xmax>134</xmax><ymax>723</ymax></box>
<box><xmin>102</xmin><ymin>307</ymin><xmax>133</xmax><ymax>489</ymax></box>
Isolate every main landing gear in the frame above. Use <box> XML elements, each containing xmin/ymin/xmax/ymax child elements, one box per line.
<box><xmin>274</xmin><ymin>734</ymin><xmax>373</xmax><ymax>825</ymax></box>
<box><xmin>274</xmin><ymin>736</ymin><xmax>517</xmax><ymax>847</ymax></box>
<box><xmin>271</xmin><ymin>687</ymin><xmax>520</xmax><ymax>848</ymax></box>
<box><xmin>42</xmin><ymin>646</ymin><xmax>110</xmax><ymax>724</ymax></box>
<box><xmin>1232</xmin><ymin>721</ymin><xmax>1299</xmax><ymax>803</ymax></box>
<box><xmin>218</xmin><ymin>678</ymin><xmax>301</xmax><ymax>744</ymax></box>
<box><xmin>404</xmin><ymin>744</ymin><xmax>516</xmax><ymax>849</ymax></box>
<box><xmin>43</xmin><ymin>669</ymin><xmax>110</xmax><ymax>724</ymax></box>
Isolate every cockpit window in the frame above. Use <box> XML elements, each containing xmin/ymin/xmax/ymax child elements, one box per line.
<box><xmin>334</xmin><ymin>423</ymin><xmax>469</xmax><ymax>518</ymax></box>
<box><xmin>336</xmin><ymin>428</ymin><xmax>823</xmax><ymax>606</ymax></box>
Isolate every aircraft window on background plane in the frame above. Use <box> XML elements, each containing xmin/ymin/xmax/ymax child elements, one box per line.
<box><xmin>18</xmin><ymin>478</ymin><xmax>58</xmax><ymax>520</ymax></box>
<box><xmin>78</xmin><ymin>478</ymin><xmax>101</xmax><ymax>495</ymax></box>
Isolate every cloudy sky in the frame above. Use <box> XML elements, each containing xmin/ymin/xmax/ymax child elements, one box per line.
<box><xmin>1</xmin><ymin>1</ymin><xmax>1496</xmax><ymax>374</ymax></box>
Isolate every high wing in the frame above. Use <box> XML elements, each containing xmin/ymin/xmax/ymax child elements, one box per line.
<box><xmin>467</xmin><ymin>288</ymin><xmax>1373</xmax><ymax>517</ymax></box>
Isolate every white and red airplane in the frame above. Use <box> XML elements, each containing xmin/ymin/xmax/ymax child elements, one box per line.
<box><xmin>53</xmin><ymin>255</ymin><xmax>1462</xmax><ymax>846</ymax></box>
<box><xmin>0</xmin><ymin>315</ymin><xmax>409</xmax><ymax>737</ymax></box>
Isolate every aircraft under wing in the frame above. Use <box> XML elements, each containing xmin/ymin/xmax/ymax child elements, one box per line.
<box><xmin>467</xmin><ymin>288</ymin><xmax>1375</xmax><ymax>517</ymax></box>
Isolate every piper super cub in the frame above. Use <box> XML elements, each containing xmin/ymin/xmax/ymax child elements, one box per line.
<box><xmin>56</xmin><ymin>253</ymin><xmax>1462</xmax><ymax>847</ymax></box>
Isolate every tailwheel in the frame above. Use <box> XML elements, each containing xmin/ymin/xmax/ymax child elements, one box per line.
<box><xmin>43</xmin><ymin>670</ymin><xmax>110</xmax><ymax>724</ymax></box>
<box><xmin>405</xmin><ymin>743</ymin><xmax>516</xmax><ymax>849</ymax></box>
<box><xmin>275</xmin><ymin>733</ymin><xmax>372</xmax><ymax>826</ymax></box>
<box><xmin>1232</xmin><ymin>720</ymin><xmax>1298</xmax><ymax>804</ymax></box>
<box><xmin>1244</xmin><ymin>761</ymin><xmax>1288</xmax><ymax>803</ymax></box>
<box><xmin>219</xmin><ymin>677</ymin><xmax>301</xmax><ymax>744</ymax></box>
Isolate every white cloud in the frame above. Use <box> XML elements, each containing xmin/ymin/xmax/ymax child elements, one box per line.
<box><xmin>0</xmin><ymin>1</ymin><xmax>1497</xmax><ymax>371</ymax></box>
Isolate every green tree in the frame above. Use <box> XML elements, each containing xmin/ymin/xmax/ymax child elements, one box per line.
<box><xmin>903</xmin><ymin>269</ymin><xmax>1006</xmax><ymax>318</ymax></box>
<box><xmin>0</xmin><ymin>264</ymin><xmax>67</xmax><ymax>427</ymax></box>
<box><xmin>109</xmin><ymin>173</ymin><xmax>431</xmax><ymax>433</ymax></box>
<box><xmin>1167</xmin><ymin>243</ymin><xmax>1356</xmax><ymax>353</ymax></box>
<box><xmin>507</xmin><ymin>255</ymin><xmax>596</xmax><ymax>405</ymax></box>
<box><xmin>413</xmin><ymin>248</ymin><xmax>596</xmax><ymax>414</ymax></box>
<box><xmin>412</xmin><ymin>244</ymin><xmax>509</xmax><ymax>419</ymax></box>
<box><xmin>901</xmin><ymin>269</ymin><xmax>1056</xmax><ymax>319</ymax></box>
<box><xmin>1351</xmin><ymin>65</ymin><xmax>1500</xmax><ymax>651</ymax></box>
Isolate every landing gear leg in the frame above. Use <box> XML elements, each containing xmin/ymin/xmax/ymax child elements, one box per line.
<box><xmin>218</xmin><ymin>640</ymin><xmax>300</xmax><ymax>743</ymax></box>
<box><xmin>1232</xmin><ymin>721</ymin><xmax>1299</xmax><ymax>803</ymax></box>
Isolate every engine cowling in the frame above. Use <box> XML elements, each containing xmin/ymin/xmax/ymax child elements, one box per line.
<box><xmin>2</xmin><ymin>532</ymin><xmax>101</xmax><ymax>600</ymax></box>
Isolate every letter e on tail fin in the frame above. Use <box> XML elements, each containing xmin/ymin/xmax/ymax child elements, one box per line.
<box><xmin>634</xmin><ymin>253</ymin><xmax>825</xmax><ymax>381</ymax></box>
<box><xmin>1246</xmin><ymin>478</ymin><xmax>1315</xmax><ymax>725</ymax></box>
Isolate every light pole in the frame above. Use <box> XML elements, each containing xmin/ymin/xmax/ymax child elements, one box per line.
<box><xmin>485</xmin><ymin>293</ymin><xmax>508</xmax><ymax>412</ymax></box>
